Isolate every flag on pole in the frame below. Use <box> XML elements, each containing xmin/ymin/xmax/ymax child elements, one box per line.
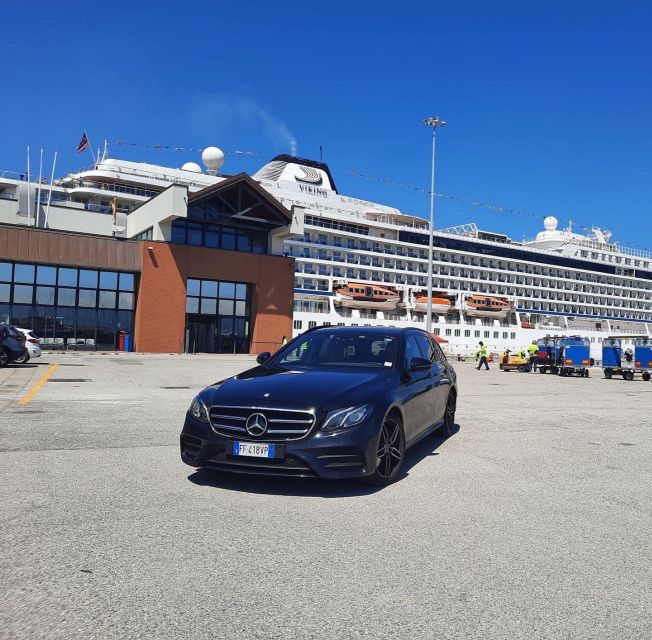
<box><xmin>77</xmin><ymin>131</ymin><xmax>90</xmax><ymax>153</ymax></box>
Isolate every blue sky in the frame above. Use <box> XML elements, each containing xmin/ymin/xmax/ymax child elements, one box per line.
<box><xmin>2</xmin><ymin>1</ymin><xmax>651</xmax><ymax>250</ymax></box>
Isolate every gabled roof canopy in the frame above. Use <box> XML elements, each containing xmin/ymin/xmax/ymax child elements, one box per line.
<box><xmin>189</xmin><ymin>172</ymin><xmax>291</xmax><ymax>227</ymax></box>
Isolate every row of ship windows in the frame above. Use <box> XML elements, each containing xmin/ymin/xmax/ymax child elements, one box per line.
<box><xmin>294</xmin><ymin>260</ymin><xmax>651</xmax><ymax>296</ymax></box>
<box><xmin>289</xmin><ymin>237</ymin><xmax>652</xmax><ymax>290</ymax></box>
<box><xmin>298</xmin><ymin>227</ymin><xmax>651</xmax><ymax>270</ymax></box>
<box><xmin>293</xmin><ymin>320</ymin><xmax>629</xmax><ymax>344</ymax></box>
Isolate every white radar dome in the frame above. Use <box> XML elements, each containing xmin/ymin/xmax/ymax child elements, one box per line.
<box><xmin>544</xmin><ymin>216</ymin><xmax>558</xmax><ymax>231</ymax></box>
<box><xmin>201</xmin><ymin>146</ymin><xmax>225</xmax><ymax>172</ymax></box>
<box><xmin>181</xmin><ymin>162</ymin><xmax>202</xmax><ymax>173</ymax></box>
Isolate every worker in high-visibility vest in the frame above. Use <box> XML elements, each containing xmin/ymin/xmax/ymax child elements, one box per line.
<box><xmin>527</xmin><ymin>341</ymin><xmax>539</xmax><ymax>373</ymax></box>
<box><xmin>475</xmin><ymin>341</ymin><xmax>489</xmax><ymax>370</ymax></box>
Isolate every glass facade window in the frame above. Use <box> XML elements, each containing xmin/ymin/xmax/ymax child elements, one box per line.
<box><xmin>36</xmin><ymin>286</ymin><xmax>55</xmax><ymax>305</ymax></box>
<box><xmin>58</xmin><ymin>268</ymin><xmax>78</xmax><ymax>286</ymax></box>
<box><xmin>58</xmin><ymin>288</ymin><xmax>77</xmax><ymax>306</ymax></box>
<box><xmin>79</xmin><ymin>270</ymin><xmax>98</xmax><ymax>288</ymax></box>
<box><xmin>37</xmin><ymin>266</ymin><xmax>57</xmax><ymax>285</ymax></box>
<box><xmin>14</xmin><ymin>264</ymin><xmax>35</xmax><ymax>283</ymax></box>
<box><xmin>0</xmin><ymin>262</ymin><xmax>12</xmax><ymax>282</ymax></box>
<box><xmin>14</xmin><ymin>285</ymin><xmax>33</xmax><ymax>304</ymax></box>
<box><xmin>0</xmin><ymin>260</ymin><xmax>136</xmax><ymax>350</ymax></box>
<box><xmin>171</xmin><ymin>219</ymin><xmax>268</xmax><ymax>254</ymax></box>
<box><xmin>185</xmin><ymin>277</ymin><xmax>251</xmax><ymax>354</ymax></box>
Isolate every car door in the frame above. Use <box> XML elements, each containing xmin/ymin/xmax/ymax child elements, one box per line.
<box><xmin>402</xmin><ymin>333</ymin><xmax>433</xmax><ymax>441</ymax></box>
<box><xmin>428</xmin><ymin>338</ymin><xmax>452</xmax><ymax>424</ymax></box>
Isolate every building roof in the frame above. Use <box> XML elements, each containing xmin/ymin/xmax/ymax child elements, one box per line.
<box><xmin>189</xmin><ymin>172</ymin><xmax>292</xmax><ymax>226</ymax></box>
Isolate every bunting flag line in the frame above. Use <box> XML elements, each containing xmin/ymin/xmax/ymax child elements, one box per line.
<box><xmin>110</xmin><ymin>140</ymin><xmax>262</xmax><ymax>156</ymax></box>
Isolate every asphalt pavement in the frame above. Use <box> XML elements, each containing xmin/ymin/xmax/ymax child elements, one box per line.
<box><xmin>1</xmin><ymin>353</ymin><xmax>650</xmax><ymax>639</ymax></box>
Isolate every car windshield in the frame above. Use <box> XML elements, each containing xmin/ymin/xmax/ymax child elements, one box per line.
<box><xmin>272</xmin><ymin>332</ymin><xmax>398</xmax><ymax>369</ymax></box>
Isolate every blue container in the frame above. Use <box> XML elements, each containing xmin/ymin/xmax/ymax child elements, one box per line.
<box><xmin>124</xmin><ymin>333</ymin><xmax>131</xmax><ymax>352</ymax></box>
<box><xmin>635</xmin><ymin>337</ymin><xmax>652</xmax><ymax>371</ymax></box>
<box><xmin>602</xmin><ymin>338</ymin><xmax>621</xmax><ymax>368</ymax></box>
<box><xmin>560</xmin><ymin>336</ymin><xmax>590</xmax><ymax>367</ymax></box>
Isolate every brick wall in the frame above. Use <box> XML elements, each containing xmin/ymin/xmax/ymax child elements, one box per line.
<box><xmin>134</xmin><ymin>241</ymin><xmax>294</xmax><ymax>354</ymax></box>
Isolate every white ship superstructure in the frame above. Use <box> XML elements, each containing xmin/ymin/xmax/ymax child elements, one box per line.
<box><xmin>1</xmin><ymin>149</ymin><xmax>650</xmax><ymax>359</ymax></box>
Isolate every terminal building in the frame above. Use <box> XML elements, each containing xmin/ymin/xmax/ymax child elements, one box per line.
<box><xmin>0</xmin><ymin>149</ymin><xmax>299</xmax><ymax>354</ymax></box>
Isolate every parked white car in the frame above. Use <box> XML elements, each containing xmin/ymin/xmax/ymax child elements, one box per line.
<box><xmin>15</xmin><ymin>328</ymin><xmax>42</xmax><ymax>363</ymax></box>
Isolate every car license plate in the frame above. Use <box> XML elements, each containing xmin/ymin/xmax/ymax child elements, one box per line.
<box><xmin>232</xmin><ymin>441</ymin><xmax>276</xmax><ymax>458</ymax></box>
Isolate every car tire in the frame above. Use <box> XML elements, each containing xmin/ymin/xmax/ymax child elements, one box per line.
<box><xmin>366</xmin><ymin>414</ymin><xmax>405</xmax><ymax>487</ymax></box>
<box><xmin>14</xmin><ymin>353</ymin><xmax>30</xmax><ymax>365</ymax></box>
<box><xmin>643</xmin><ymin>372</ymin><xmax>651</xmax><ymax>382</ymax></box>
<box><xmin>438</xmin><ymin>391</ymin><xmax>457</xmax><ymax>438</ymax></box>
<box><xmin>0</xmin><ymin>348</ymin><xmax>9</xmax><ymax>368</ymax></box>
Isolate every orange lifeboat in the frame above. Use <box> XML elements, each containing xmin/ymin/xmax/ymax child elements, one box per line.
<box><xmin>463</xmin><ymin>295</ymin><xmax>513</xmax><ymax>319</ymax></box>
<box><xmin>414</xmin><ymin>295</ymin><xmax>452</xmax><ymax>314</ymax></box>
<box><xmin>333</xmin><ymin>283</ymin><xmax>400</xmax><ymax>310</ymax></box>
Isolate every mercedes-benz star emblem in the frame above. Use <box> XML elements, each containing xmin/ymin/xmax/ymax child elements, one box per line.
<box><xmin>246</xmin><ymin>412</ymin><xmax>268</xmax><ymax>437</ymax></box>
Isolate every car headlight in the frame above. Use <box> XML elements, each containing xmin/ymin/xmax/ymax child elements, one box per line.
<box><xmin>189</xmin><ymin>396</ymin><xmax>209</xmax><ymax>423</ymax></box>
<box><xmin>321</xmin><ymin>404</ymin><xmax>372</xmax><ymax>432</ymax></box>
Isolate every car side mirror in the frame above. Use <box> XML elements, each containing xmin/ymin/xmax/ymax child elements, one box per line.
<box><xmin>256</xmin><ymin>352</ymin><xmax>271</xmax><ymax>365</ymax></box>
<box><xmin>409</xmin><ymin>357</ymin><xmax>431</xmax><ymax>372</ymax></box>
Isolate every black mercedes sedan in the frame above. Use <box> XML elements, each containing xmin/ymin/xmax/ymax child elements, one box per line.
<box><xmin>180</xmin><ymin>326</ymin><xmax>458</xmax><ymax>485</ymax></box>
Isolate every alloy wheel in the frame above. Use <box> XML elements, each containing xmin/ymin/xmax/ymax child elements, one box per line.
<box><xmin>0</xmin><ymin>350</ymin><xmax>8</xmax><ymax>368</ymax></box>
<box><xmin>376</xmin><ymin>418</ymin><xmax>403</xmax><ymax>479</ymax></box>
<box><xmin>438</xmin><ymin>392</ymin><xmax>457</xmax><ymax>438</ymax></box>
<box><xmin>444</xmin><ymin>393</ymin><xmax>456</xmax><ymax>433</ymax></box>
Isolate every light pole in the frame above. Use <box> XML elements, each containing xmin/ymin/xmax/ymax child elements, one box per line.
<box><xmin>423</xmin><ymin>115</ymin><xmax>446</xmax><ymax>333</ymax></box>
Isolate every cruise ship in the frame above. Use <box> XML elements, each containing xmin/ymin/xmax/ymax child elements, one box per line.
<box><xmin>1</xmin><ymin>147</ymin><xmax>650</xmax><ymax>358</ymax></box>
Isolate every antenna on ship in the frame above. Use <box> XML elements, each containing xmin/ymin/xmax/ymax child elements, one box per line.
<box><xmin>201</xmin><ymin>147</ymin><xmax>225</xmax><ymax>175</ymax></box>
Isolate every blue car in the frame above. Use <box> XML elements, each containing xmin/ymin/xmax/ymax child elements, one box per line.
<box><xmin>180</xmin><ymin>326</ymin><xmax>458</xmax><ymax>486</ymax></box>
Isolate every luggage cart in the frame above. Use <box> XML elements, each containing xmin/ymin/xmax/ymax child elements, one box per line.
<box><xmin>558</xmin><ymin>336</ymin><xmax>591</xmax><ymax>377</ymax></box>
<box><xmin>602</xmin><ymin>336</ymin><xmax>650</xmax><ymax>381</ymax></box>
<box><xmin>635</xmin><ymin>337</ymin><xmax>652</xmax><ymax>382</ymax></box>
<box><xmin>535</xmin><ymin>336</ymin><xmax>561</xmax><ymax>374</ymax></box>
<box><xmin>602</xmin><ymin>337</ymin><xmax>631</xmax><ymax>380</ymax></box>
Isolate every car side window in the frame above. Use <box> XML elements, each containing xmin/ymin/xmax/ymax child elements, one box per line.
<box><xmin>430</xmin><ymin>339</ymin><xmax>448</xmax><ymax>365</ymax></box>
<box><xmin>404</xmin><ymin>335</ymin><xmax>422</xmax><ymax>368</ymax></box>
<box><xmin>414</xmin><ymin>333</ymin><xmax>435</xmax><ymax>363</ymax></box>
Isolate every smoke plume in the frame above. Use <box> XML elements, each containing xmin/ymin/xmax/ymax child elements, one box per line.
<box><xmin>191</xmin><ymin>95</ymin><xmax>298</xmax><ymax>156</ymax></box>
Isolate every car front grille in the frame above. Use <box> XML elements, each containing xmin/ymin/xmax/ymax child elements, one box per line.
<box><xmin>209</xmin><ymin>406</ymin><xmax>316</xmax><ymax>441</ymax></box>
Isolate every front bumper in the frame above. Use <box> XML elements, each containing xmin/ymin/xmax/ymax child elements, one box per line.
<box><xmin>180</xmin><ymin>413</ymin><xmax>381</xmax><ymax>479</ymax></box>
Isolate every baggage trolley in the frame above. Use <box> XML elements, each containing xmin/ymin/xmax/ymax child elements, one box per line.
<box><xmin>635</xmin><ymin>337</ymin><xmax>652</xmax><ymax>382</ymax></box>
<box><xmin>535</xmin><ymin>336</ymin><xmax>561</xmax><ymax>374</ymax></box>
<box><xmin>558</xmin><ymin>336</ymin><xmax>591</xmax><ymax>377</ymax></box>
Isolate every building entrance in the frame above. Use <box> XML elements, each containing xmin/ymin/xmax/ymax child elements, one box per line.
<box><xmin>185</xmin><ymin>278</ymin><xmax>251</xmax><ymax>354</ymax></box>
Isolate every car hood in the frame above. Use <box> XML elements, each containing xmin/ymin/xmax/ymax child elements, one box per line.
<box><xmin>202</xmin><ymin>365</ymin><xmax>397</xmax><ymax>411</ymax></box>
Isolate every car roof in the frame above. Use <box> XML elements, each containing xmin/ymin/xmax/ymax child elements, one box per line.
<box><xmin>307</xmin><ymin>326</ymin><xmax>416</xmax><ymax>337</ymax></box>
